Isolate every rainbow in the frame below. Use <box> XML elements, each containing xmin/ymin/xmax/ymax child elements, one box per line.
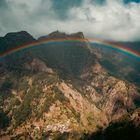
<box><xmin>89</xmin><ymin>39</ymin><xmax>140</xmax><ymax>59</ymax></box>
<box><xmin>0</xmin><ymin>38</ymin><xmax>140</xmax><ymax>60</ymax></box>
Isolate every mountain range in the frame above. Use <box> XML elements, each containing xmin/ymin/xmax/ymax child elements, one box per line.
<box><xmin>0</xmin><ymin>31</ymin><xmax>140</xmax><ymax>140</ymax></box>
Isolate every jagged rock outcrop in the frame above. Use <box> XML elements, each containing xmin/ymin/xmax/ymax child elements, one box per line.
<box><xmin>24</xmin><ymin>58</ymin><xmax>54</xmax><ymax>74</ymax></box>
<box><xmin>38</xmin><ymin>30</ymin><xmax>84</xmax><ymax>40</ymax></box>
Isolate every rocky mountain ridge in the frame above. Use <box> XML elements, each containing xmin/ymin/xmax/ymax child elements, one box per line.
<box><xmin>38</xmin><ymin>30</ymin><xmax>85</xmax><ymax>40</ymax></box>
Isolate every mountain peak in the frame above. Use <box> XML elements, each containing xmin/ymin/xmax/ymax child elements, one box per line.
<box><xmin>38</xmin><ymin>31</ymin><xmax>85</xmax><ymax>40</ymax></box>
<box><xmin>0</xmin><ymin>31</ymin><xmax>36</xmax><ymax>53</ymax></box>
<box><xmin>4</xmin><ymin>31</ymin><xmax>35</xmax><ymax>40</ymax></box>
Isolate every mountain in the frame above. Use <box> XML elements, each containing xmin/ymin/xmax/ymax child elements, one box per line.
<box><xmin>38</xmin><ymin>30</ymin><xmax>84</xmax><ymax>40</ymax></box>
<box><xmin>0</xmin><ymin>31</ymin><xmax>140</xmax><ymax>139</ymax></box>
<box><xmin>37</xmin><ymin>31</ymin><xmax>95</xmax><ymax>77</ymax></box>
<box><xmin>1</xmin><ymin>31</ymin><xmax>95</xmax><ymax>77</ymax></box>
<box><xmin>91</xmin><ymin>41</ymin><xmax>140</xmax><ymax>87</ymax></box>
<box><xmin>0</xmin><ymin>31</ymin><xmax>36</xmax><ymax>53</ymax></box>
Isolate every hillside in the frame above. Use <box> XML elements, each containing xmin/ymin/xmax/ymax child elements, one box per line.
<box><xmin>91</xmin><ymin>41</ymin><xmax>140</xmax><ymax>87</ymax></box>
<box><xmin>0</xmin><ymin>31</ymin><xmax>140</xmax><ymax>139</ymax></box>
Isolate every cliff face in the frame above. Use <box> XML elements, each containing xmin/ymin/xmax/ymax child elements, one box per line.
<box><xmin>0</xmin><ymin>31</ymin><xmax>140</xmax><ymax>139</ymax></box>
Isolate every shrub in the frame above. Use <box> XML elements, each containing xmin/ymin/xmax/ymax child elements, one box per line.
<box><xmin>0</xmin><ymin>109</ymin><xmax>10</xmax><ymax>129</ymax></box>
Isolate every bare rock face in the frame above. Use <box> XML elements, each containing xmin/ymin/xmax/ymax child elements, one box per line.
<box><xmin>24</xmin><ymin>58</ymin><xmax>54</xmax><ymax>74</ymax></box>
<box><xmin>59</xmin><ymin>82</ymin><xmax>108</xmax><ymax>130</ymax></box>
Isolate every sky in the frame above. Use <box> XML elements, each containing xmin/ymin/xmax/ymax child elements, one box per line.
<box><xmin>0</xmin><ymin>0</ymin><xmax>140</xmax><ymax>41</ymax></box>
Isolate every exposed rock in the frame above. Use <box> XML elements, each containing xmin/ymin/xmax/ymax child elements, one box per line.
<box><xmin>38</xmin><ymin>31</ymin><xmax>84</xmax><ymax>40</ymax></box>
<box><xmin>24</xmin><ymin>58</ymin><xmax>54</xmax><ymax>74</ymax></box>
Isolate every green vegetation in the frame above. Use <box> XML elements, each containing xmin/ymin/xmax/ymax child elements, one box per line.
<box><xmin>87</xmin><ymin>113</ymin><xmax>94</xmax><ymax>125</ymax></box>
<box><xmin>29</xmin><ymin>88</ymin><xmax>41</xmax><ymax>99</ymax></box>
<box><xmin>13</xmin><ymin>84</ymin><xmax>43</xmax><ymax>126</ymax></box>
<box><xmin>43</xmin><ymin>95</ymin><xmax>54</xmax><ymax>113</ymax></box>
<box><xmin>1</xmin><ymin>75</ymin><xmax>29</xmax><ymax>93</ymax></box>
<box><xmin>86</xmin><ymin>115</ymin><xmax>140</xmax><ymax>140</ymax></box>
<box><xmin>42</xmin><ymin>86</ymin><xmax>69</xmax><ymax>114</ymax></box>
<box><xmin>32</xmin><ymin>73</ymin><xmax>58</xmax><ymax>86</ymax></box>
<box><xmin>0</xmin><ymin>109</ymin><xmax>10</xmax><ymax>129</ymax></box>
<box><xmin>53</xmin><ymin>132</ymin><xmax>69</xmax><ymax>140</ymax></box>
<box><xmin>13</xmin><ymin>93</ymin><xmax>31</xmax><ymax>126</ymax></box>
<box><xmin>53</xmin><ymin>86</ymin><xmax>69</xmax><ymax>103</ymax></box>
<box><xmin>16</xmin><ymin>77</ymin><xmax>29</xmax><ymax>91</ymax></box>
<box><xmin>0</xmin><ymin>81</ymin><xmax>13</xmax><ymax>99</ymax></box>
<box><xmin>0</xmin><ymin>81</ymin><xmax>12</xmax><ymax>91</ymax></box>
<box><xmin>134</xmin><ymin>97</ymin><xmax>140</xmax><ymax>107</ymax></box>
<box><xmin>34</xmin><ymin>41</ymin><xmax>95</xmax><ymax>76</ymax></box>
<box><xmin>52</xmin><ymin>131</ymin><xmax>92</xmax><ymax>140</ymax></box>
<box><xmin>72</xmin><ymin>79</ymin><xmax>86</xmax><ymax>94</ymax></box>
<box><xmin>0</xmin><ymin>96</ymin><xmax>3</xmax><ymax>106</ymax></box>
<box><xmin>70</xmin><ymin>107</ymin><xmax>81</xmax><ymax>123</ymax></box>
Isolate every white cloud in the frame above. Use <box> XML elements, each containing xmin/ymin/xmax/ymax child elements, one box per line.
<box><xmin>66</xmin><ymin>0</ymin><xmax>140</xmax><ymax>41</ymax></box>
<box><xmin>0</xmin><ymin>0</ymin><xmax>140</xmax><ymax>41</ymax></box>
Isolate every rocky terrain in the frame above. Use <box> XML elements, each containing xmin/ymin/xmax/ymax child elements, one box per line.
<box><xmin>0</xmin><ymin>31</ymin><xmax>140</xmax><ymax>139</ymax></box>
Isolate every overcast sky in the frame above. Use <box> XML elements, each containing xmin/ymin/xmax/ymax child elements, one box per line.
<box><xmin>0</xmin><ymin>0</ymin><xmax>140</xmax><ymax>41</ymax></box>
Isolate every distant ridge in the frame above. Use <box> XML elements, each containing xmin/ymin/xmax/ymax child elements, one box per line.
<box><xmin>38</xmin><ymin>30</ymin><xmax>84</xmax><ymax>40</ymax></box>
<box><xmin>0</xmin><ymin>31</ymin><xmax>36</xmax><ymax>52</ymax></box>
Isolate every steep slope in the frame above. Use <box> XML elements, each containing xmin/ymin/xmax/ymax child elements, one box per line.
<box><xmin>36</xmin><ymin>31</ymin><xmax>95</xmax><ymax>77</ymax></box>
<box><xmin>0</xmin><ymin>31</ymin><xmax>140</xmax><ymax>139</ymax></box>
<box><xmin>91</xmin><ymin>41</ymin><xmax>140</xmax><ymax>87</ymax></box>
<box><xmin>0</xmin><ymin>58</ymin><xmax>139</xmax><ymax>139</ymax></box>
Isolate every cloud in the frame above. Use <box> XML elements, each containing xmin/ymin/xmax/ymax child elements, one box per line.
<box><xmin>0</xmin><ymin>0</ymin><xmax>8</xmax><ymax>8</ymax></box>
<box><xmin>66</xmin><ymin>0</ymin><xmax>140</xmax><ymax>41</ymax></box>
<box><xmin>124</xmin><ymin>0</ymin><xmax>140</xmax><ymax>4</ymax></box>
<box><xmin>0</xmin><ymin>0</ymin><xmax>140</xmax><ymax>41</ymax></box>
<box><xmin>50</xmin><ymin>0</ymin><xmax>82</xmax><ymax>19</ymax></box>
